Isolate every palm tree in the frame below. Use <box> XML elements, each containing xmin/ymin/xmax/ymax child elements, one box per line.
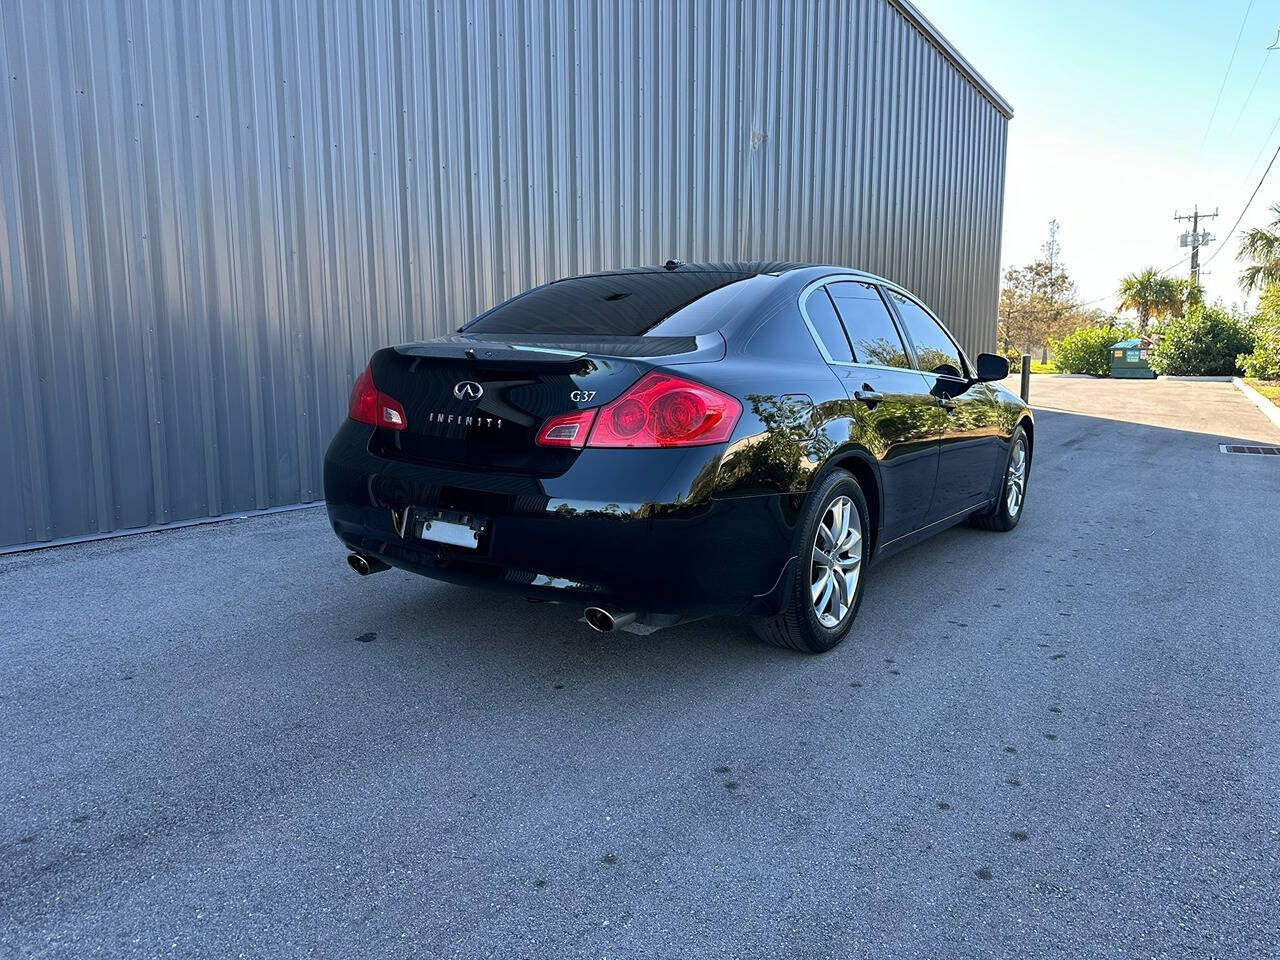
<box><xmin>1172</xmin><ymin>277</ymin><xmax>1203</xmax><ymax>318</ymax></box>
<box><xmin>1117</xmin><ymin>268</ymin><xmax>1181</xmax><ymax>332</ymax></box>
<box><xmin>1238</xmin><ymin>202</ymin><xmax>1280</xmax><ymax>294</ymax></box>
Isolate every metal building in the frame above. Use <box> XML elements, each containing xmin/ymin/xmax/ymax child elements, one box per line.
<box><xmin>0</xmin><ymin>0</ymin><xmax>1011</xmax><ymax>551</ymax></box>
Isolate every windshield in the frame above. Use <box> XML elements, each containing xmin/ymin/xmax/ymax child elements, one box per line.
<box><xmin>464</xmin><ymin>270</ymin><xmax>769</xmax><ymax>337</ymax></box>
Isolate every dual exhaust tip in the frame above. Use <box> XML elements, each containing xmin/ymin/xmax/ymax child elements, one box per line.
<box><xmin>347</xmin><ymin>553</ymin><xmax>389</xmax><ymax>576</ymax></box>
<box><xmin>583</xmin><ymin>606</ymin><xmax>637</xmax><ymax>633</ymax></box>
<box><xmin>348</xmin><ymin>556</ymin><xmax>635</xmax><ymax>633</ymax></box>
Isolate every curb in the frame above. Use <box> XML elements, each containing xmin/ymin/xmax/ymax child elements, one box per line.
<box><xmin>1233</xmin><ymin>377</ymin><xmax>1280</xmax><ymax>431</ymax></box>
<box><xmin>1158</xmin><ymin>375</ymin><xmax>1236</xmax><ymax>382</ymax></box>
<box><xmin>0</xmin><ymin>501</ymin><xmax>327</xmax><ymax>557</ymax></box>
<box><xmin>1011</xmin><ymin>373</ymin><xmax>1096</xmax><ymax>379</ymax></box>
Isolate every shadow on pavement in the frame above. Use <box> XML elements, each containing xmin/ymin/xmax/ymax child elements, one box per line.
<box><xmin>2</xmin><ymin>405</ymin><xmax>1278</xmax><ymax>957</ymax></box>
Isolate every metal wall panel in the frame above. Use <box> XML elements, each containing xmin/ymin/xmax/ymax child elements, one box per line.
<box><xmin>0</xmin><ymin>0</ymin><xmax>1009</xmax><ymax>550</ymax></box>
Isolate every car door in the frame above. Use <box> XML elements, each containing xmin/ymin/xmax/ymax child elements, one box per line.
<box><xmin>802</xmin><ymin>281</ymin><xmax>943</xmax><ymax>542</ymax></box>
<box><xmin>883</xmin><ymin>287</ymin><xmax>1005</xmax><ymax>522</ymax></box>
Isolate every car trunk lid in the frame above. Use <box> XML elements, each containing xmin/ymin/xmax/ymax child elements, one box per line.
<box><xmin>367</xmin><ymin>334</ymin><xmax>723</xmax><ymax>474</ymax></box>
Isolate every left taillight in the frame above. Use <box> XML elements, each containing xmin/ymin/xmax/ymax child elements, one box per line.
<box><xmin>535</xmin><ymin>409</ymin><xmax>597</xmax><ymax>449</ymax></box>
<box><xmin>348</xmin><ymin>363</ymin><xmax>407</xmax><ymax>431</ymax></box>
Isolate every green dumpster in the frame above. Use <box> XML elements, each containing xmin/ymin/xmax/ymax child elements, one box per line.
<box><xmin>1110</xmin><ymin>338</ymin><xmax>1155</xmax><ymax>379</ymax></box>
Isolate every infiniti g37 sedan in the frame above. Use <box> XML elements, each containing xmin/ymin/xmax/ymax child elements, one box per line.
<box><xmin>324</xmin><ymin>261</ymin><xmax>1032</xmax><ymax>653</ymax></box>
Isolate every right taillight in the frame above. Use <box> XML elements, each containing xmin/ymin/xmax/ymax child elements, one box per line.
<box><xmin>348</xmin><ymin>363</ymin><xmax>407</xmax><ymax>431</ymax></box>
<box><xmin>584</xmin><ymin>371</ymin><xmax>741</xmax><ymax>448</ymax></box>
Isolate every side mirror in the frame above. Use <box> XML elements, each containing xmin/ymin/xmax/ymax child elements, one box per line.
<box><xmin>975</xmin><ymin>353</ymin><xmax>1008</xmax><ymax>383</ymax></box>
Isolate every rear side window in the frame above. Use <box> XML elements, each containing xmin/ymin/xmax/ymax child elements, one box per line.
<box><xmin>826</xmin><ymin>281</ymin><xmax>911</xmax><ymax>368</ymax></box>
<box><xmin>465</xmin><ymin>270</ymin><xmax>759</xmax><ymax>337</ymax></box>
<box><xmin>802</xmin><ymin>289</ymin><xmax>853</xmax><ymax>362</ymax></box>
<box><xmin>887</xmin><ymin>291</ymin><xmax>967</xmax><ymax>378</ymax></box>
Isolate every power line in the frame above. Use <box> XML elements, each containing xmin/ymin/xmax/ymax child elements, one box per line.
<box><xmin>1072</xmin><ymin>255</ymin><xmax>1191</xmax><ymax>311</ymax></box>
<box><xmin>1240</xmin><ymin>110</ymin><xmax>1280</xmax><ymax>188</ymax></box>
<box><xmin>1204</xmin><ymin>136</ymin><xmax>1280</xmax><ymax>267</ymax></box>
<box><xmin>1227</xmin><ymin>47</ymin><xmax>1274</xmax><ymax>136</ymax></box>
<box><xmin>1200</xmin><ymin>0</ymin><xmax>1256</xmax><ymax>152</ymax></box>
<box><xmin>1070</xmin><ymin>294</ymin><xmax>1114</xmax><ymax>310</ymax></box>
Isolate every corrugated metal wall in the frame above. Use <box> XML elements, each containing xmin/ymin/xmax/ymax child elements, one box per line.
<box><xmin>0</xmin><ymin>0</ymin><xmax>1009</xmax><ymax>550</ymax></box>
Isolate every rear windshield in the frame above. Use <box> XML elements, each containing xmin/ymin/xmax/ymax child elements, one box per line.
<box><xmin>464</xmin><ymin>271</ymin><xmax>766</xmax><ymax>337</ymax></box>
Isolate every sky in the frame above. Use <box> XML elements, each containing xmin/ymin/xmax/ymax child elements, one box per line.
<box><xmin>920</xmin><ymin>0</ymin><xmax>1280</xmax><ymax>314</ymax></box>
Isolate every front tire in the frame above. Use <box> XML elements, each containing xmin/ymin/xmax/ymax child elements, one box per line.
<box><xmin>752</xmin><ymin>470</ymin><xmax>870</xmax><ymax>654</ymax></box>
<box><xmin>970</xmin><ymin>424</ymin><xmax>1029</xmax><ymax>532</ymax></box>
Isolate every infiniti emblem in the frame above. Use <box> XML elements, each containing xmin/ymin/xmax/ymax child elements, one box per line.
<box><xmin>453</xmin><ymin>380</ymin><xmax>483</xmax><ymax>401</ymax></box>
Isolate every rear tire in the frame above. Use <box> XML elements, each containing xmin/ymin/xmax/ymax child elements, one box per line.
<box><xmin>970</xmin><ymin>425</ymin><xmax>1029</xmax><ymax>532</ymax></box>
<box><xmin>752</xmin><ymin>470</ymin><xmax>870</xmax><ymax>654</ymax></box>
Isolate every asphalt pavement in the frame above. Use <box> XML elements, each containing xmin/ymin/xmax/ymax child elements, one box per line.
<box><xmin>3</xmin><ymin>380</ymin><xmax>1279</xmax><ymax>959</ymax></box>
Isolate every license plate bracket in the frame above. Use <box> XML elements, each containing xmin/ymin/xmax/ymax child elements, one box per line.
<box><xmin>393</xmin><ymin>506</ymin><xmax>487</xmax><ymax>550</ymax></box>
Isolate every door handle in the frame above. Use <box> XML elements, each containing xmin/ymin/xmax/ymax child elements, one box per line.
<box><xmin>854</xmin><ymin>387</ymin><xmax>884</xmax><ymax>406</ymax></box>
<box><xmin>938</xmin><ymin>397</ymin><xmax>957</xmax><ymax>412</ymax></box>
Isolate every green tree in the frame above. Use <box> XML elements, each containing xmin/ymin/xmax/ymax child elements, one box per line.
<box><xmin>1238</xmin><ymin>202</ymin><xmax>1280</xmax><ymax>294</ymax></box>
<box><xmin>1117</xmin><ymin>268</ymin><xmax>1182</xmax><ymax>331</ymax></box>
<box><xmin>998</xmin><ymin>260</ymin><xmax>1077</xmax><ymax>357</ymax></box>
<box><xmin>997</xmin><ymin>220</ymin><xmax>1079</xmax><ymax>360</ymax></box>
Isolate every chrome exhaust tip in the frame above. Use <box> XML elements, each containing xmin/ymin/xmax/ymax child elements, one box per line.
<box><xmin>584</xmin><ymin>606</ymin><xmax>637</xmax><ymax>633</ymax></box>
<box><xmin>347</xmin><ymin>553</ymin><xmax>389</xmax><ymax>576</ymax></box>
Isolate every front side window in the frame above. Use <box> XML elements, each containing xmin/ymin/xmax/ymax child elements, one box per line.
<box><xmin>887</xmin><ymin>291</ymin><xmax>966</xmax><ymax>378</ymax></box>
<box><xmin>802</xmin><ymin>289</ymin><xmax>853</xmax><ymax>362</ymax></box>
<box><xmin>826</xmin><ymin>281</ymin><xmax>911</xmax><ymax>368</ymax></box>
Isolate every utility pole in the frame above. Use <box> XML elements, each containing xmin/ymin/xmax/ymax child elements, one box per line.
<box><xmin>1174</xmin><ymin>206</ymin><xmax>1218</xmax><ymax>284</ymax></box>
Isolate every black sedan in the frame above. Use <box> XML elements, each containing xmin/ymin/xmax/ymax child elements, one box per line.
<box><xmin>324</xmin><ymin>261</ymin><xmax>1032</xmax><ymax>653</ymax></box>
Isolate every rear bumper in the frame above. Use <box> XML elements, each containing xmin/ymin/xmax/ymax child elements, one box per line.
<box><xmin>323</xmin><ymin>421</ymin><xmax>800</xmax><ymax>617</ymax></box>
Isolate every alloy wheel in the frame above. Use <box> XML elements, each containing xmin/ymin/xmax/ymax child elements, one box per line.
<box><xmin>1006</xmin><ymin>437</ymin><xmax>1027</xmax><ymax>517</ymax></box>
<box><xmin>810</xmin><ymin>495</ymin><xmax>862</xmax><ymax>628</ymax></box>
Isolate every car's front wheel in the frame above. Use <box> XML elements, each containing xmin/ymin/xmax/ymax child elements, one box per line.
<box><xmin>970</xmin><ymin>424</ymin><xmax>1029</xmax><ymax>532</ymax></box>
<box><xmin>752</xmin><ymin>469</ymin><xmax>869</xmax><ymax>654</ymax></box>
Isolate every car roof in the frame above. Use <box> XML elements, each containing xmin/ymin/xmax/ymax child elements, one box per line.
<box><xmin>558</xmin><ymin>260</ymin><xmax>893</xmax><ymax>286</ymax></box>
<box><xmin>465</xmin><ymin>261</ymin><xmax>907</xmax><ymax>343</ymax></box>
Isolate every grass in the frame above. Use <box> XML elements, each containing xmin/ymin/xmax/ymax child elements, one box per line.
<box><xmin>1012</xmin><ymin>361</ymin><xmax>1056</xmax><ymax>374</ymax></box>
<box><xmin>1245</xmin><ymin>378</ymin><xmax>1280</xmax><ymax>405</ymax></box>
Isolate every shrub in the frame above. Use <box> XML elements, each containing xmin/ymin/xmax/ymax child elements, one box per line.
<box><xmin>1147</xmin><ymin>305</ymin><xmax>1254</xmax><ymax>377</ymax></box>
<box><xmin>1240</xmin><ymin>341</ymin><xmax>1280</xmax><ymax>379</ymax></box>
<box><xmin>1238</xmin><ymin>284</ymin><xmax>1280</xmax><ymax>380</ymax></box>
<box><xmin>1002</xmin><ymin>348</ymin><xmax>1022</xmax><ymax>373</ymax></box>
<box><xmin>1051</xmin><ymin>323</ymin><xmax>1134</xmax><ymax>376</ymax></box>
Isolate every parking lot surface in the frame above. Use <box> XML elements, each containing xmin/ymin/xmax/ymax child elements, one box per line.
<box><xmin>3</xmin><ymin>380</ymin><xmax>1279</xmax><ymax>959</ymax></box>
<box><xmin>1008</xmin><ymin>373</ymin><xmax>1280</xmax><ymax>438</ymax></box>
